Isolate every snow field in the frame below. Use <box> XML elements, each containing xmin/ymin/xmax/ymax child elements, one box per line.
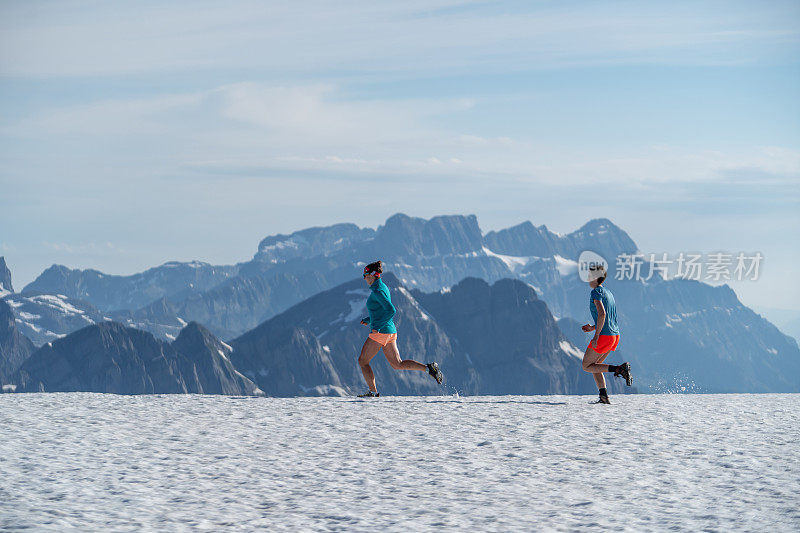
<box><xmin>1</xmin><ymin>394</ymin><xmax>798</xmax><ymax>532</ymax></box>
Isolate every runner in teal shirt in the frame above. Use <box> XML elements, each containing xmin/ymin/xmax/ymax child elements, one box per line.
<box><xmin>356</xmin><ymin>260</ymin><xmax>443</xmax><ymax>397</ymax></box>
<box><xmin>362</xmin><ymin>277</ymin><xmax>396</xmax><ymax>334</ymax></box>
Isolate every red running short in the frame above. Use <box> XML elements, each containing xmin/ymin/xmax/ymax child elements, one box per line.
<box><xmin>590</xmin><ymin>334</ymin><xmax>620</xmax><ymax>354</ymax></box>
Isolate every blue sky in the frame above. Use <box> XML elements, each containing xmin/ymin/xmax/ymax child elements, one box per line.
<box><xmin>1</xmin><ymin>0</ymin><xmax>798</xmax><ymax>310</ymax></box>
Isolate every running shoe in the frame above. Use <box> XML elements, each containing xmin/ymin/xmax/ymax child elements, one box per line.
<box><xmin>427</xmin><ymin>362</ymin><xmax>444</xmax><ymax>384</ymax></box>
<box><xmin>592</xmin><ymin>395</ymin><xmax>611</xmax><ymax>404</ymax></box>
<box><xmin>357</xmin><ymin>391</ymin><xmax>380</xmax><ymax>398</ymax></box>
<box><xmin>614</xmin><ymin>362</ymin><xmax>632</xmax><ymax>386</ymax></box>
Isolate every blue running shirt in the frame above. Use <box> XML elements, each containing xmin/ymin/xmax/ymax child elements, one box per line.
<box><xmin>589</xmin><ymin>285</ymin><xmax>620</xmax><ymax>336</ymax></box>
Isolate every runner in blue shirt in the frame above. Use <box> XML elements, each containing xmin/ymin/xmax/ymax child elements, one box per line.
<box><xmin>581</xmin><ymin>265</ymin><xmax>632</xmax><ymax>403</ymax></box>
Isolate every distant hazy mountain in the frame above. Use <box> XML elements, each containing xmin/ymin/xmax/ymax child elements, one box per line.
<box><xmin>0</xmin><ymin>299</ymin><xmax>35</xmax><ymax>386</ymax></box>
<box><xmin>110</xmin><ymin>269</ymin><xmax>332</xmax><ymax>342</ymax></box>
<box><xmin>86</xmin><ymin>214</ymin><xmax>635</xmax><ymax>340</ymax></box>
<box><xmin>11</xmin><ymin>322</ymin><xmax>261</xmax><ymax>395</ymax></box>
<box><xmin>22</xmin><ymin>261</ymin><xmax>239</xmax><ymax>312</ymax></box>
<box><xmin>254</xmin><ymin>223</ymin><xmax>376</xmax><ymax>264</ymax></box>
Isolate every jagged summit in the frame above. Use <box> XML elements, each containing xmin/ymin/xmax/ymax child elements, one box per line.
<box><xmin>0</xmin><ymin>257</ymin><xmax>12</xmax><ymax>296</ymax></box>
<box><xmin>255</xmin><ymin>223</ymin><xmax>375</xmax><ymax>263</ymax></box>
<box><xmin>374</xmin><ymin>213</ymin><xmax>483</xmax><ymax>257</ymax></box>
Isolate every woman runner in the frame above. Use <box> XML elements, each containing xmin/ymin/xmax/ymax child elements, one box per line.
<box><xmin>581</xmin><ymin>264</ymin><xmax>632</xmax><ymax>403</ymax></box>
<box><xmin>357</xmin><ymin>261</ymin><xmax>443</xmax><ymax>397</ymax></box>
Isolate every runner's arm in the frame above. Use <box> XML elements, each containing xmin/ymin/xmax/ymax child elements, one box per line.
<box><xmin>593</xmin><ymin>299</ymin><xmax>606</xmax><ymax>341</ymax></box>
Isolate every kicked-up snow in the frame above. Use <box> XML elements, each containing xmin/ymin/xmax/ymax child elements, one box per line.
<box><xmin>1</xmin><ymin>394</ymin><xmax>798</xmax><ymax>532</ymax></box>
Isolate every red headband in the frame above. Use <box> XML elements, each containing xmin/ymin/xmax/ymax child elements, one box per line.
<box><xmin>363</xmin><ymin>266</ymin><xmax>381</xmax><ymax>278</ymax></box>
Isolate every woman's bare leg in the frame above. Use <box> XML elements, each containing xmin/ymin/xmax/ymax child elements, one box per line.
<box><xmin>382</xmin><ymin>340</ymin><xmax>427</xmax><ymax>371</ymax></box>
<box><xmin>358</xmin><ymin>338</ymin><xmax>383</xmax><ymax>392</ymax></box>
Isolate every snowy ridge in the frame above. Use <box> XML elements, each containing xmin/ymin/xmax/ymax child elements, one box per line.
<box><xmin>397</xmin><ymin>287</ymin><xmax>430</xmax><ymax>321</ymax></box>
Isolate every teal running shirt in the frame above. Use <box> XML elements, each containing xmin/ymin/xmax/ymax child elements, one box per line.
<box><xmin>589</xmin><ymin>285</ymin><xmax>620</xmax><ymax>336</ymax></box>
<box><xmin>363</xmin><ymin>278</ymin><xmax>397</xmax><ymax>334</ymax></box>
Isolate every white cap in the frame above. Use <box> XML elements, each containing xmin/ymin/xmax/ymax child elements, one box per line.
<box><xmin>587</xmin><ymin>265</ymin><xmax>606</xmax><ymax>282</ymax></box>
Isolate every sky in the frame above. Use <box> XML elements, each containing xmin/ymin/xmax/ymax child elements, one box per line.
<box><xmin>1</xmin><ymin>0</ymin><xmax>799</xmax><ymax>311</ymax></box>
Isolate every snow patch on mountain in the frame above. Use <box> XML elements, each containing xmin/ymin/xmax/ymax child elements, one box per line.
<box><xmin>481</xmin><ymin>246</ymin><xmax>534</xmax><ymax>272</ymax></box>
<box><xmin>29</xmin><ymin>294</ymin><xmax>86</xmax><ymax>316</ymax></box>
<box><xmin>553</xmin><ymin>255</ymin><xmax>578</xmax><ymax>277</ymax></box>
<box><xmin>559</xmin><ymin>340</ymin><xmax>584</xmax><ymax>359</ymax></box>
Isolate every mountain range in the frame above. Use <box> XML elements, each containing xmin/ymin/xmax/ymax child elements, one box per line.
<box><xmin>3</xmin><ymin>274</ymin><xmax>622</xmax><ymax>396</ymax></box>
<box><xmin>2</xmin><ymin>213</ymin><xmax>798</xmax><ymax>394</ymax></box>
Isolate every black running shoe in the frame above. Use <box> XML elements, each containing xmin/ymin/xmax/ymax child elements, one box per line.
<box><xmin>614</xmin><ymin>362</ymin><xmax>632</xmax><ymax>386</ymax></box>
<box><xmin>427</xmin><ymin>362</ymin><xmax>444</xmax><ymax>384</ymax></box>
<box><xmin>592</xmin><ymin>395</ymin><xmax>611</xmax><ymax>404</ymax></box>
<box><xmin>357</xmin><ymin>391</ymin><xmax>380</xmax><ymax>398</ymax></box>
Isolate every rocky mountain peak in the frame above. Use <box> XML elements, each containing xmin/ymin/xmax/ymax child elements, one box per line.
<box><xmin>0</xmin><ymin>257</ymin><xmax>13</xmax><ymax>295</ymax></box>
<box><xmin>375</xmin><ymin>213</ymin><xmax>483</xmax><ymax>257</ymax></box>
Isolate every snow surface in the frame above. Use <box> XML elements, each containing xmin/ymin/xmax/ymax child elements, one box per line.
<box><xmin>1</xmin><ymin>394</ymin><xmax>798</xmax><ymax>532</ymax></box>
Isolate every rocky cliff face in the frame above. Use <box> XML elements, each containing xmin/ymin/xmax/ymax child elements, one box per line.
<box><xmin>171</xmin><ymin>322</ymin><xmax>261</xmax><ymax>396</ymax></box>
<box><xmin>0</xmin><ymin>257</ymin><xmax>12</xmax><ymax>297</ymax></box>
<box><xmin>0</xmin><ymin>300</ymin><xmax>35</xmax><ymax>386</ymax></box>
<box><xmin>11</xmin><ymin>322</ymin><xmax>261</xmax><ymax>395</ymax></box>
<box><xmin>13</xmin><ymin>322</ymin><xmax>188</xmax><ymax>393</ymax></box>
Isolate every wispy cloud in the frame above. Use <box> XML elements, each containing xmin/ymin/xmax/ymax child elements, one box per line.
<box><xmin>42</xmin><ymin>242</ymin><xmax>123</xmax><ymax>255</ymax></box>
<box><xmin>1</xmin><ymin>1</ymin><xmax>798</xmax><ymax>78</ymax></box>
<box><xmin>8</xmin><ymin>81</ymin><xmax>800</xmax><ymax>190</ymax></box>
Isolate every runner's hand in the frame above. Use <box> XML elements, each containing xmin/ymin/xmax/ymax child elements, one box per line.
<box><xmin>582</xmin><ymin>324</ymin><xmax>594</xmax><ymax>332</ymax></box>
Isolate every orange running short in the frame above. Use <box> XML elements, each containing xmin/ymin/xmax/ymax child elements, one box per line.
<box><xmin>590</xmin><ymin>334</ymin><xmax>620</xmax><ymax>354</ymax></box>
<box><xmin>368</xmin><ymin>331</ymin><xmax>397</xmax><ymax>346</ymax></box>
